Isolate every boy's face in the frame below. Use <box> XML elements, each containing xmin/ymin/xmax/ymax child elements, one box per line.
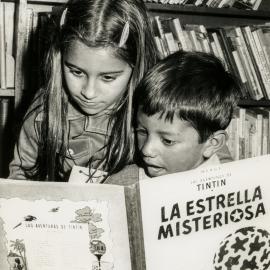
<box><xmin>136</xmin><ymin>109</ymin><xmax>207</xmax><ymax>177</ymax></box>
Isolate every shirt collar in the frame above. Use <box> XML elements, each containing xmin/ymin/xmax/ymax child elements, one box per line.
<box><xmin>68</xmin><ymin>102</ymin><xmax>112</xmax><ymax>133</ymax></box>
<box><xmin>35</xmin><ymin>101</ymin><xmax>112</xmax><ymax>133</ymax></box>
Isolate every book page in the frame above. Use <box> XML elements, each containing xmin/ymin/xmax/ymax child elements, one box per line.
<box><xmin>0</xmin><ymin>181</ymin><xmax>132</xmax><ymax>270</ymax></box>
<box><xmin>139</xmin><ymin>154</ymin><xmax>270</xmax><ymax>270</ymax></box>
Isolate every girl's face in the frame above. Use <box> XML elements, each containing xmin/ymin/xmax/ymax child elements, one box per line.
<box><xmin>63</xmin><ymin>40</ymin><xmax>133</xmax><ymax>116</ymax></box>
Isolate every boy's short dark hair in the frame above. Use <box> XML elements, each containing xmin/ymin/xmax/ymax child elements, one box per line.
<box><xmin>134</xmin><ymin>50</ymin><xmax>241</xmax><ymax>142</ymax></box>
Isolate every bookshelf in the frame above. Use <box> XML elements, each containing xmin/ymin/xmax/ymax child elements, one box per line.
<box><xmin>8</xmin><ymin>0</ymin><xmax>270</xmax><ymax>108</ymax></box>
<box><xmin>1</xmin><ymin>0</ymin><xmax>267</xmax><ymax>106</ymax></box>
<box><xmin>1</xmin><ymin>0</ymin><xmax>270</xmax><ymax>177</ymax></box>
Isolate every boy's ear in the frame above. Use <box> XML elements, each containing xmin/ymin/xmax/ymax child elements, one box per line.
<box><xmin>203</xmin><ymin>130</ymin><xmax>227</xmax><ymax>159</ymax></box>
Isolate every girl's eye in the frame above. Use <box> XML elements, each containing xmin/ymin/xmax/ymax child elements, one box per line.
<box><xmin>136</xmin><ymin>128</ymin><xmax>147</xmax><ymax>137</ymax></box>
<box><xmin>102</xmin><ymin>75</ymin><xmax>116</xmax><ymax>82</ymax></box>
<box><xmin>162</xmin><ymin>138</ymin><xmax>176</xmax><ymax>146</ymax></box>
<box><xmin>70</xmin><ymin>69</ymin><xmax>84</xmax><ymax>77</ymax></box>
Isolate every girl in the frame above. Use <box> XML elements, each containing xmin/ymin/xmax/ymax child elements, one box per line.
<box><xmin>8</xmin><ymin>0</ymin><xmax>158</xmax><ymax>181</ymax></box>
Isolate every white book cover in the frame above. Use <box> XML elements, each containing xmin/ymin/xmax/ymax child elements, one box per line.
<box><xmin>140</xmin><ymin>155</ymin><xmax>270</xmax><ymax>270</ymax></box>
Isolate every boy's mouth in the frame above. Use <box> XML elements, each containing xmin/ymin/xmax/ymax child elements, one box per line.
<box><xmin>144</xmin><ymin>162</ymin><xmax>165</xmax><ymax>176</ymax></box>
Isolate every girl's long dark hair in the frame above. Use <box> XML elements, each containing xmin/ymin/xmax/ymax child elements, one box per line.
<box><xmin>26</xmin><ymin>0</ymin><xmax>158</xmax><ymax>181</ymax></box>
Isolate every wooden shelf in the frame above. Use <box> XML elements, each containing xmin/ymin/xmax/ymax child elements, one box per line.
<box><xmin>21</xmin><ymin>1</ymin><xmax>270</xmax><ymax>18</ymax></box>
<box><xmin>146</xmin><ymin>3</ymin><xmax>270</xmax><ymax>26</ymax></box>
<box><xmin>238</xmin><ymin>99</ymin><xmax>270</xmax><ymax>107</ymax></box>
<box><xmin>146</xmin><ymin>3</ymin><xmax>270</xmax><ymax>18</ymax></box>
<box><xmin>27</xmin><ymin>0</ymin><xmax>66</xmax><ymax>3</ymax></box>
<box><xmin>0</xmin><ymin>89</ymin><xmax>15</xmax><ymax>97</ymax></box>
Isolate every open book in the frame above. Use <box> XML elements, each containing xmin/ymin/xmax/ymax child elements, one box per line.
<box><xmin>1</xmin><ymin>155</ymin><xmax>270</xmax><ymax>270</ymax></box>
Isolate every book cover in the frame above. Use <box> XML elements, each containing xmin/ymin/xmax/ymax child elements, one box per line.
<box><xmin>0</xmin><ymin>181</ymin><xmax>135</xmax><ymax>270</ymax></box>
<box><xmin>139</xmin><ymin>155</ymin><xmax>270</xmax><ymax>269</ymax></box>
<box><xmin>1</xmin><ymin>155</ymin><xmax>270</xmax><ymax>269</ymax></box>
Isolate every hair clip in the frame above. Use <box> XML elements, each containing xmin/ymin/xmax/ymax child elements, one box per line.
<box><xmin>118</xmin><ymin>21</ymin><xmax>130</xmax><ymax>47</ymax></box>
<box><xmin>60</xmin><ymin>8</ymin><xmax>68</xmax><ymax>28</ymax></box>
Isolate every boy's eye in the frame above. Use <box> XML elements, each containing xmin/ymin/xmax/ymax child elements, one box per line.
<box><xmin>162</xmin><ymin>138</ymin><xmax>176</xmax><ymax>146</ymax></box>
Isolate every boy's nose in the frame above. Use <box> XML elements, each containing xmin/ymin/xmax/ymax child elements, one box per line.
<box><xmin>81</xmin><ymin>80</ymin><xmax>96</xmax><ymax>99</ymax></box>
<box><xmin>141</xmin><ymin>139</ymin><xmax>157</xmax><ymax>158</ymax></box>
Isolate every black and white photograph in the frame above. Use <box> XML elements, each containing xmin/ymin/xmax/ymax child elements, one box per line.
<box><xmin>0</xmin><ymin>0</ymin><xmax>269</xmax><ymax>269</ymax></box>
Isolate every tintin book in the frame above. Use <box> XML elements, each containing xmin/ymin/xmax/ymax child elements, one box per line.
<box><xmin>1</xmin><ymin>154</ymin><xmax>270</xmax><ymax>270</ymax></box>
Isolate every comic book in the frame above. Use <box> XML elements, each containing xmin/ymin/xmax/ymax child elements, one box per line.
<box><xmin>1</xmin><ymin>154</ymin><xmax>270</xmax><ymax>270</ymax></box>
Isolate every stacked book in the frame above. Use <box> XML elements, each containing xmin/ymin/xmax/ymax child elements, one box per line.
<box><xmin>226</xmin><ymin>107</ymin><xmax>270</xmax><ymax>161</ymax></box>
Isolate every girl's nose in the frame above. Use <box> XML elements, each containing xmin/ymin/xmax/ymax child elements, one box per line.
<box><xmin>81</xmin><ymin>80</ymin><xmax>96</xmax><ymax>99</ymax></box>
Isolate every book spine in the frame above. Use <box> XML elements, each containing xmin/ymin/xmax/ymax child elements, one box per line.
<box><xmin>0</xmin><ymin>3</ymin><xmax>6</xmax><ymax>89</ymax></box>
<box><xmin>187</xmin><ymin>30</ymin><xmax>202</xmax><ymax>51</ymax></box>
<box><xmin>233</xmin><ymin>36</ymin><xmax>263</xmax><ymax>100</ymax></box>
<box><xmin>238</xmin><ymin>108</ymin><xmax>246</xmax><ymax>159</ymax></box>
<box><xmin>210</xmin><ymin>32</ymin><xmax>228</xmax><ymax>69</ymax></box>
<box><xmin>253</xmin><ymin>0</ymin><xmax>263</xmax><ymax>10</ymax></box>
<box><xmin>154</xmin><ymin>36</ymin><xmax>166</xmax><ymax>59</ymax></box>
<box><xmin>210</xmin><ymin>40</ymin><xmax>220</xmax><ymax>59</ymax></box>
<box><xmin>124</xmin><ymin>185</ymin><xmax>146</xmax><ymax>270</ymax></box>
<box><xmin>170</xmin><ymin>18</ymin><xmax>189</xmax><ymax>51</ymax></box>
<box><xmin>216</xmin><ymin>29</ymin><xmax>242</xmax><ymax>81</ymax></box>
<box><xmin>232</xmin><ymin>50</ymin><xmax>249</xmax><ymax>96</ymax></box>
<box><xmin>234</xmin><ymin>27</ymin><xmax>264</xmax><ymax>100</ymax></box>
<box><xmin>262</xmin><ymin>113</ymin><xmax>269</xmax><ymax>155</ymax></box>
<box><xmin>252</xmin><ymin>29</ymin><xmax>270</xmax><ymax>97</ymax></box>
<box><xmin>4</xmin><ymin>2</ymin><xmax>15</xmax><ymax>89</ymax></box>
<box><xmin>164</xmin><ymin>32</ymin><xmax>178</xmax><ymax>54</ymax></box>
<box><xmin>242</xmin><ymin>26</ymin><xmax>270</xmax><ymax>99</ymax></box>
<box><xmin>256</xmin><ymin>113</ymin><xmax>263</xmax><ymax>156</ymax></box>
<box><xmin>255</xmin><ymin>28</ymin><xmax>270</xmax><ymax>72</ymax></box>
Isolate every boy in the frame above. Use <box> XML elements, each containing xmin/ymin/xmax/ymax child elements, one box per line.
<box><xmin>106</xmin><ymin>50</ymin><xmax>241</xmax><ymax>184</ymax></box>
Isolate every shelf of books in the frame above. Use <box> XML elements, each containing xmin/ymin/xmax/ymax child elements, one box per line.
<box><xmin>226</xmin><ymin>106</ymin><xmax>270</xmax><ymax>161</ymax></box>
<box><xmin>3</xmin><ymin>0</ymin><xmax>270</xmax><ymax>105</ymax></box>
<box><xmin>151</xmin><ymin>11</ymin><xmax>270</xmax><ymax>100</ymax></box>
